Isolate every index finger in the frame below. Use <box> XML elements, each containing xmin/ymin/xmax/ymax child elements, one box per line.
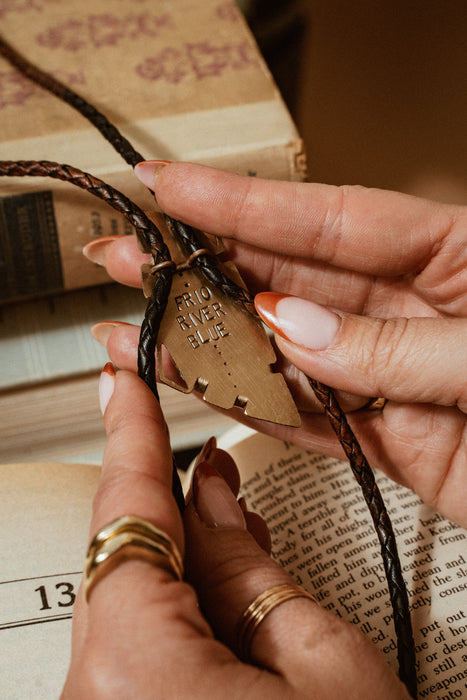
<box><xmin>143</xmin><ymin>161</ymin><xmax>459</xmax><ymax>275</ymax></box>
<box><xmin>87</xmin><ymin>368</ymin><xmax>185</xmax><ymax>610</ymax></box>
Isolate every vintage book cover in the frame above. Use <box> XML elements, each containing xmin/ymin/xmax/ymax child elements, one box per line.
<box><xmin>1</xmin><ymin>431</ymin><xmax>466</xmax><ymax>698</ymax></box>
<box><xmin>0</xmin><ymin>0</ymin><xmax>306</xmax><ymax>302</ymax></box>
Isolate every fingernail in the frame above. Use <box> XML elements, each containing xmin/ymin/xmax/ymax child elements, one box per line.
<box><xmin>255</xmin><ymin>292</ymin><xmax>341</xmax><ymax>350</ymax></box>
<box><xmin>194</xmin><ymin>436</ymin><xmax>216</xmax><ymax>467</ymax></box>
<box><xmin>185</xmin><ymin>436</ymin><xmax>217</xmax><ymax>505</ymax></box>
<box><xmin>91</xmin><ymin>321</ymin><xmax>131</xmax><ymax>347</ymax></box>
<box><xmin>99</xmin><ymin>362</ymin><xmax>116</xmax><ymax>414</ymax></box>
<box><xmin>83</xmin><ymin>235</ymin><xmax>123</xmax><ymax>265</ymax></box>
<box><xmin>135</xmin><ymin>160</ymin><xmax>171</xmax><ymax>190</ymax></box>
<box><xmin>238</xmin><ymin>496</ymin><xmax>248</xmax><ymax>513</ymax></box>
<box><xmin>193</xmin><ymin>462</ymin><xmax>246</xmax><ymax>530</ymax></box>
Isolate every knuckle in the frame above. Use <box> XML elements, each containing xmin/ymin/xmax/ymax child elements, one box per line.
<box><xmin>367</xmin><ymin>317</ymin><xmax>416</xmax><ymax>390</ymax></box>
<box><xmin>320</xmin><ymin>184</ymin><xmax>363</xmax><ymax>262</ymax></box>
<box><xmin>229</xmin><ymin>176</ymin><xmax>256</xmax><ymax>236</ymax></box>
<box><xmin>200</xmin><ymin>532</ymin><xmax>280</xmax><ymax>596</ymax></box>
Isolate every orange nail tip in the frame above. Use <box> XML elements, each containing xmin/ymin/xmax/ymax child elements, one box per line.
<box><xmin>102</xmin><ymin>361</ymin><xmax>116</xmax><ymax>376</ymax></box>
<box><xmin>134</xmin><ymin>160</ymin><xmax>171</xmax><ymax>189</ymax></box>
<box><xmin>254</xmin><ymin>292</ymin><xmax>290</xmax><ymax>338</ymax></box>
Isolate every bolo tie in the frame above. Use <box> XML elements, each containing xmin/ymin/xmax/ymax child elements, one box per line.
<box><xmin>0</xmin><ymin>36</ymin><xmax>417</xmax><ymax>698</ymax></box>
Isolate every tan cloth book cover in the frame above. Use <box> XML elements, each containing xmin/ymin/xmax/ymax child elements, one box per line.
<box><xmin>0</xmin><ymin>0</ymin><xmax>305</xmax><ymax>302</ymax></box>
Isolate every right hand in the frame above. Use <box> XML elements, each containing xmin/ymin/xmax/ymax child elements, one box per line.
<box><xmin>84</xmin><ymin>162</ymin><xmax>467</xmax><ymax>527</ymax></box>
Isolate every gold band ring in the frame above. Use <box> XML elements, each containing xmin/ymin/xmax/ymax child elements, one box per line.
<box><xmin>84</xmin><ymin>515</ymin><xmax>184</xmax><ymax>602</ymax></box>
<box><xmin>236</xmin><ymin>583</ymin><xmax>318</xmax><ymax>661</ymax></box>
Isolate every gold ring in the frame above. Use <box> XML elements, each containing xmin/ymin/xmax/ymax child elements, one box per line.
<box><xmin>84</xmin><ymin>515</ymin><xmax>184</xmax><ymax>602</ymax></box>
<box><xmin>361</xmin><ymin>396</ymin><xmax>387</xmax><ymax>411</ymax></box>
<box><xmin>236</xmin><ymin>583</ymin><xmax>318</xmax><ymax>661</ymax></box>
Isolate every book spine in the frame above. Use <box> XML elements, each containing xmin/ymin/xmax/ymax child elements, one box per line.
<box><xmin>0</xmin><ymin>137</ymin><xmax>306</xmax><ymax>303</ymax></box>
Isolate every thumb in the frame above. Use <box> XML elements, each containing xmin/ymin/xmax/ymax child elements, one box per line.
<box><xmin>184</xmin><ymin>460</ymin><xmax>291</xmax><ymax>657</ymax></box>
<box><xmin>255</xmin><ymin>292</ymin><xmax>467</xmax><ymax>410</ymax></box>
<box><xmin>183</xmin><ymin>460</ymin><xmax>408</xmax><ymax>698</ymax></box>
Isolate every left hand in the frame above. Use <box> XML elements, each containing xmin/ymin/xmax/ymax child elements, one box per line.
<box><xmin>61</xmin><ymin>368</ymin><xmax>408</xmax><ymax>699</ymax></box>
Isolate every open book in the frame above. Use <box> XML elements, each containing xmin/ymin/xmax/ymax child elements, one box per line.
<box><xmin>1</xmin><ymin>429</ymin><xmax>466</xmax><ymax>698</ymax></box>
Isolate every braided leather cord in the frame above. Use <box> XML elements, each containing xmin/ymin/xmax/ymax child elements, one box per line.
<box><xmin>0</xmin><ymin>161</ymin><xmax>168</xmax><ymax>257</ymax></box>
<box><xmin>0</xmin><ymin>159</ymin><xmax>185</xmax><ymax>513</ymax></box>
<box><xmin>138</xmin><ymin>270</ymin><xmax>186</xmax><ymax>512</ymax></box>
<box><xmin>0</xmin><ymin>36</ymin><xmax>417</xmax><ymax>695</ymax></box>
<box><xmin>0</xmin><ymin>36</ymin><xmax>145</xmax><ymax>167</ymax></box>
<box><xmin>165</xmin><ymin>217</ymin><xmax>252</xmax><ymax>305</ymax></box>
<box><xmin>309</xmin><ymin>379</ymin><xmax>417</xmax><ymax>697</ymax></box>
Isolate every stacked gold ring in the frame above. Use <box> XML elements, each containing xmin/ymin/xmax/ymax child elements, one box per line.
<box><xmin>236</xmin><ymin>583</ymin><xmax>318</xmax><ymax>661</ymax></box>
<box><xmin>84</xmin><ymin>515</ymin><xmax>184</xmax><ymax>602</ymax></box>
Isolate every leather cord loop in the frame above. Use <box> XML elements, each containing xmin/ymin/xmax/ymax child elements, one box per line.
<box><xmin>0</xmin><ymin>34</ymin><xmax>417</xmax><ymax>698</ymax></box>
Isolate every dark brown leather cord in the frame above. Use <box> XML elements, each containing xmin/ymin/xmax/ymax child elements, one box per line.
<box><xmin>309</xmin><ymin>379</ymin><xmax>416</xmax><ymax>696</ymax></box>
<box><xmin>0</xmin><ymin>161</ymin><xmax>169</xmax><ymax>259</ymax></box>
<box><xmin>0</xmin><ymin>158</ymin><xmax>185</xmax><ymax>512</ymax></box>
<box><xmin>0</xmin><ymin>36</ymin><xmax>416</xmax><ymax>697</ymax></box>
<box><xmin>0</xmin><ymin>36</ymin><xmax>146</xmax><ymax>168</ymax></box>
<box><xmin>164</xmin><ymin>216</ymin><xmax>252</xmax><ymax>305</ymax></box>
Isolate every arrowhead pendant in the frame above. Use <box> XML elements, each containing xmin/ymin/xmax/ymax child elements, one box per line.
<box><xmin>155</xmin><ymin>263</ymin><xmax>300</xmax><ymax>427</ymax></box>
<box><xmin>140</xmin><ymin>214</ymin><xmax>301</xmax><ymax>428</ymax></box>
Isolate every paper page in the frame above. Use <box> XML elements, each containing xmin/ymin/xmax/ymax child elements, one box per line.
<box><xmin>0</xmin><ymin>462</ymin><xmax>100</xmax><ymax>699</ymax></box>
<box><xmin>0</xmin><ymin>284</ymin><xmax>146</xmax><ymax>389</ymax></box>
<box><xmin>222</xmin><ymin>430</ymin><xmax>467</xmax><ymax>698</ymax></box>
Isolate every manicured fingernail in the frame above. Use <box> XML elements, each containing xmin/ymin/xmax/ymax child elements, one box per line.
<box><xmin>135</xmin><ymin>160</ymin><xmax>171</xmax><ymax>190</ymax></box>
<box><xmin>99</xmin><ymin>362</ymin><xmax>116</xmax><ymax>414</ymax></box>
<box><xmin>193</xmin><ymin>462</ymin><xmax>246</xmax><ymax>530</ymax></box>
<box><xmin>91</xmin><ymin>321</ymin><xmax>132</xmax><ymax>347</ymax></box>
<box><xmin>255</xmin><ymin>292</ymin><xmax>341</xmax><ymax>350</ymax></box>
<box><xmin>194</xmin><ymin>436</ymin><xmax>216</xmax><ymax>467</ymax></box>
<box><xmin>83</xmin><ymin>235</ymin><xmax>123</xmax><ymax>265</ymax></box>
<box><xmin>238</xmin><ymin>496</ymin><xmax>248</xmax><ymax>513</ymax></box>
<box><xmin>185</xmin><ymin>437</ymin><xmax>216</xmax><ymax>504</ymax></box>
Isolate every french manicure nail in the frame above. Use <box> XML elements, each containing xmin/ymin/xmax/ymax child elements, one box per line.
<box><xmin>83</xmin><ymin>235</ymin><xmax>123</xmax><ymax>265</ymax></box>
<box><xmin>99</xmin><ymin>362</ymin><xmax>116</xmax><ymax>414</ymax></box>
<box><xmin>135</xmin><ymin>160</ymin><xmax>172</xmax><ymax>190</ymax></box>
<box><xmin>255</xmin><ymin>292</ymin><xmax>341</xmax><ymax>350</ymax></box>
<box><xmin>91</xmin><ymin>321</ymin><xmax>132</xmax><ymax>347</ymax></box>
<box><xmin>193</xmin><ymin>462</ymin><xmax>246</xmax><ymax>530</ymax></box>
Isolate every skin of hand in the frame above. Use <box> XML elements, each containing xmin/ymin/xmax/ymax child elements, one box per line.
<box><xmin>84</xmin><ymin>162</ymin><xmax>467</xmax><ymax>528</ymax></box>
<box><xmin>61</xmin><ymin>368</ymin><xmax>409</xmax><ymax>699</ymax></box>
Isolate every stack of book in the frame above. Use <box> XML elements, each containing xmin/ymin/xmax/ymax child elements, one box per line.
<box><xmin>0</xmin><ymin>0</ymin><xmax>306</xmax><ymax>463</ymax></box>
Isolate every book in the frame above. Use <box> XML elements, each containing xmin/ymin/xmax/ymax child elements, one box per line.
<box><xmin>0</xmin><ymin>0</ymin><xmax>306</xmax><ymax>303</ymax></box>
<box><xmin>0</xmin><ymin>284</ymin><xmax>233</xmax><ymax>463</ymax></box>
<box><xmin>0</xmin><ymin>372</ymin><xmax>233</xmax><ymax>465</ymax></box>
<box><xmin>0</xmin><ymin>0</ymin><xmax>307</xmax><ymax>464</ymax></box>
<box><xmin>2</xmin><ymin>429</ymin><xmax>466</xmax><ymax>698</ymax></box>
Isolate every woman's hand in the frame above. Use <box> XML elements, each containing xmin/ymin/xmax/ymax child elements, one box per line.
<box><xmin>61</xmin><ymin>367</ymin><xmax>408</xmax><ymax>699</ymax></box>
<box><xmin>84</xmin><ymin>162</ymin><xmax>467</xmax><ymax>527</ymax></box>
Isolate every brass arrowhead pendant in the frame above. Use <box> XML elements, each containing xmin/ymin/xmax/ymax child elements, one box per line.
<box><xmin>142</xmin><ymin>219</ymin><xmax>301</xmax><ymax>428</ymax></box>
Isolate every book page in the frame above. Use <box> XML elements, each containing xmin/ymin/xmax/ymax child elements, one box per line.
<box><xmin>0</xmin><ymin>462</ymin><xmax>100</xmax><ymax>700</ymax></box>
<box><xmin>2</xmin><ymin>435</ymin><xmax>466</xmax><ymax>698</ymax></box>
<box><xmin>220</xmin><ymin>428</ymin><xmax>467</xmax><ymax>699</ymax></box>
